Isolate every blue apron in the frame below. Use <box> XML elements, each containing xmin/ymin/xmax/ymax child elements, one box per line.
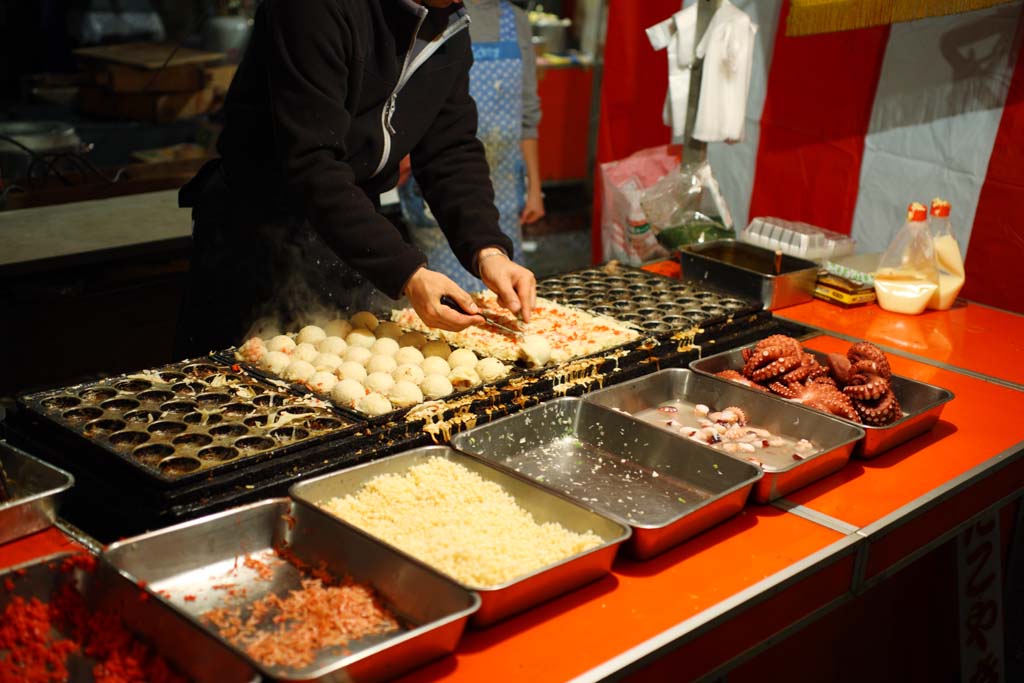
<box><xmin>399</xmin><ymin>1</ymin><xmax>526</xmax><ymax>292</ymax></box>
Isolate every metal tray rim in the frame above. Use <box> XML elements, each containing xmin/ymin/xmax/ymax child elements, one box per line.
<box><xmin>0</xmin><ymin>443</ymin><xmax>75</xmax><ymax>512</ymax></box>
<box><xmin>289</xmin><ymin>445</ymin><xmax>632</xmax><ymax>592</ymax></box>
<box><xmin>681</xmin><ymin>239</ymin><xmax>821</xmax><ymax>280</ymax></box>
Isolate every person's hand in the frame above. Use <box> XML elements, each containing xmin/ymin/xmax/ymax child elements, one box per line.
<box><xmin>478</xmin><ymin>248</ymin><xmax>537</xmax><ymax>322</ymax></box>
<box><xmin>520</xmin><ymin>188</ymin><xmax>545</xmax><ymax>224</ymax></box>
<box><xmin>404</xmin><ymin>267</ymin><xmax>484</xmax><ymax>331</ymax></box>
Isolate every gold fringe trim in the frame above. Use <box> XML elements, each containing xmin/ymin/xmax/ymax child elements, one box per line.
<box><xmin>786</xmin><ymin>0</ymin><xmax>1017</xmax><ymax>36</ymax></box>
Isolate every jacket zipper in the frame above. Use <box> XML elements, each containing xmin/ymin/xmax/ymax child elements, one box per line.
<box><xmin>372</xmin><ymin>14</ymin><xmax>472</xmax><ymax>178</ymax></box>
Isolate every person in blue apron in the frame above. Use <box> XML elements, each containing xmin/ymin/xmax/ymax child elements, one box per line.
<box><xmin>175</xmin><ymin>0</ymin><xmax>538</xmax><ymax>358</ymax></box>
<box><xmin>398</xmin><ymin>0</ymin><xmax>545</xmax><ymax>292</ymax></box>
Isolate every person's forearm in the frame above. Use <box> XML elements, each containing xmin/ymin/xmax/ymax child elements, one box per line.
<box><xmin>520</xmin><ymin>138</ymin><xmax>541</xmax><ymax>195</ymax></box>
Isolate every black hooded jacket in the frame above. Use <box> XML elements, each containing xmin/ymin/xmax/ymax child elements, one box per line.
<box><xmin>184</xmin><ymin>0</ymin><xmax>512</xmax><ymax>298</ymax></box>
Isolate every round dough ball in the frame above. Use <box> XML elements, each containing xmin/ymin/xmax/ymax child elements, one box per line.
<box><xmin>331</xmin><ymin>378</ymin><xmax>366</xmax><ymax>407</ymax></box>
<box><xmin>394</xmin><ymin>346</ymin><xmax>425</xmax><ymax>366</ymax></box>
<box><xmin>346</xmin><ymin>328</ymin><xmax>376</xmax><ymax>349</ymax></box>
<box><xmin>421</xmin><ymin>374</ymin><xmax>454</xmax><ymax>399</ymax></box>
<box><xmin>358</xmin><ymin>392</ymin><xmax>393</xmax><ymax>416</ymax></box>
<box><xmin>476</xmin><ymin>357</ymin><xmax>510</xmax><ymax>383</ymax></box>
<box><xmin>350</xmin><ymin>311</ymin><xmax>379</xmax><ymax>331</ymax></box>
<box><xmin>237</xmin><ymin>337</ymin><xmax>266</xmax><ymax>363</ymax></box>
<box><xmin>448</xmin><ymin>348</ymin><xmax>478</xmax><ymax>369</ymax></box>
<box><xmin>519</xmin><ymin>334</ymin><xmax>552</xmax><ymax>367</ymax></box>
<box><xmin>388</xmin><ymin>380</ymin><xmax>423</xmax><ymax>408</ymax></box>
<box><xmin>344</xmin><ymin>346</ymin><xmax>373</xmax><ymax>367</ymax></box>
<box><xmin>422</xmin><ymin>340</ymin><xmax>451</xmax><ymax>360</ymax></box>
<box><xmin>267</xmin><ymin>335</ymin><xmax>296</xmax><ymax>354</ymax></box>
<box><xmin>337</xmin><ymin>361</ymin><xmax>367</xmax><ymax>383</ymax></box>
<box><xmin>292</xmin><ymin>342</ymin><xmax>319</xmax><ymax>363</ymax></box>
<box><xmin>393</xmin><ymin>363</ymin><xmax>425</xmax><ymax>386</ymax></box>
<box><xmin>398</xmin><ymin>331</ymin><xmax>427</xmax><ymax>349</ymax></box>
<box><xmin>375</xmin><ymin>321</ymin><xmax>403</xmax><ymax>340</ymax></box>
<box><xmin>421</xmin><ymin>356</ymin><xmax>451</xmax><ymax>377</ymax></box>
<box><xmin>296</xmin><ymin>325</ymin><xmax>327</xmax><ymax>346</ymax></box>
<box><xmin>366</xmin><ymin>354</ymin><xmax>397</xmax><ymax>375</ymax></box>
<box><xmin>370</xmin><ymin>337</ymin><xmax>400</xmax><ymax>357</ymax></box>
<box><xmin>283</xmin><ymin>360</ymin><xmax>316</xmax><ymax>383</ymax></box>
<box><xmin>259</xmin><ymin>350</ymin><xmax>290</xmax><ymax>375</ymax></box>
<box><xmin>318</xmin><ymin>336</ymin><xmax>347</xmax><ymax>356</ymax></box>
<box><xmin>448</xmin><ymin>366</ymin><xmax>481</xmax><ymax>390</ymax></box>
<box><xmin>324</xmin><ymin>319</ymin><xmax>352</xmax><ymax>339</ymax></box>
<box><xmin>365</xmin><ymin>371</ymin><xmax>395</xmax><ymax>395</ymax></box>
<box><xmin>312</xmin><ymin>353</ymin><xmax>342</xmax><ymax>372</ymax></box>
<box><xmin>308</xmin><ymin>371</ymin><xmax>338</xmax><ymax>395</ymax></box>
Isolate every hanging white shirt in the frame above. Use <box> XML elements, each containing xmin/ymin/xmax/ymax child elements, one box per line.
<box><xmin>693</xmin><ymin>1</ymin><xmax>757</xmax><ymax>143</ymax></box>
<box><xmin>646</xmin><ymin>3</ymin><xmax>696</xmax><ymax>142</ymax></box>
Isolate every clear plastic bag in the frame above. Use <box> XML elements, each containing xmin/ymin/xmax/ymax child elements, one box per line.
<box><xmin>640</xmin><ymin>160</ymin><xmax>735</xmax><ymax>251</ymax></box>
<box><xmin>874</xmin><ymin>203</ymin><xmax>939</xmax><ymax>315</ymax></box>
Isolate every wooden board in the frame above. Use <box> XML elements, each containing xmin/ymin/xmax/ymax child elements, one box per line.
<box><xmin>78</xmin><ymin>86</ymin><xmax>217</xmax><ymax>124</ymax></box>
<box><xmin>74</xmin><ymin>42</ymin><xmax>224</xmax><ymax>70</ymax></box>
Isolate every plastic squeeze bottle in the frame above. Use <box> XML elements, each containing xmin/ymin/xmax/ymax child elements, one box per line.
<box><xmin>926</xmin><ymin>198</ymin><xmax>965</xmax><ymax>310</ymax></box>
<box><xmin>873</xmin><ymin>202</ymin><xmax>939</xmax><ymax>315</ymax></box>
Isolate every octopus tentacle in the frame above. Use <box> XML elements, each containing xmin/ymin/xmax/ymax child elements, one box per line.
<box><xmin>853</xmin><ymin>389</ymin><xmax>901</xmax><ymax>426</ymax></box>
<box><xmin>848</xmin><ymin>342</ymin><xmax>892</xmax><ymax>379</ymax></box>
<box><xmin>748</xmin><ymin>354</ymin><xmax>803</xmax><ymax>383</ymax></box>
<box><xmin>843</xmin><ymin>373</ymin><xmax>889</xmax><ymax>400</ymax></box>
<box><xmin>715</xmin><ymin>369</ymin><xmax>771</xmax><ymax>393</ymax></box>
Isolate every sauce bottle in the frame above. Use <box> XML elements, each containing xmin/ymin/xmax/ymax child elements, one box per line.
<box><xmin>874</xmin><ymin>202</ymin><xmax>940</xmax><ymax>315</ymax></box>
<box><xmin>926</xmin><ymin>198</ymin><xmax>965</xmax><ymax>310</ymax></box>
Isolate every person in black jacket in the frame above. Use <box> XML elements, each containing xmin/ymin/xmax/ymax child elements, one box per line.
<box><xmin>177</xmin><ymin>0</ymin><xmax>536</xmax><ymax>356</ymax></box>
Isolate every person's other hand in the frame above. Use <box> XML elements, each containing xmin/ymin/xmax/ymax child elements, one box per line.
<box><xmin>404</xmin><ymin>267</ymin><xmax>484</xmax><ymax>331</ymax></box>
<box><xmin>520</xmin><ymin>188</ymin><xmax>545</xmax><ymax>224</ymax></box>
<box><xmin>478</xmin><ymin>248</ymin><xmax>536</xmax><ymax>323</ymax></box>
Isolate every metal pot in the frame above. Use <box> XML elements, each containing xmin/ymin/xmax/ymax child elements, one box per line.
<box><xmin>0</xmin><ymin>121</ymin><xmax>81</xmax><ymax>182</ymax></box>
<box><xmin>532</xmin><ymin>19</ymin><xmax>571</xmax><ymax>55</ymax></box>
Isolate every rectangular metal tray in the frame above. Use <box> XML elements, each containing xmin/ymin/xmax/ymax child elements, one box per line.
<box><xmin>451</xmin><ymin>398</ymin><xmax>762</xmax><ymax>560</ymax></box>
<box><xmin>679</xmin><ymin>239</ymin><xmax>820</xmax><ymax>310</ymax></box>
<box><xmin>690</xmin><ymin>346</ymin><xmax>955</xmax><ymax>458</ymax></box>
<box><xmin>290</xmin><ymin>445</ymin><xmax>629</xmax><ymax>626</ymax></box>
<box><xmin>582</xmin><ymin>369</ymin><xmax>865</xmax><ymax>503</ymax></box>
<box><xmin>104</xmin><ymin>498</ymin><xmax>479</xmax><ymax>682</ymax></box>
<box><xmin>1</xmin><ymin>552</ymin><xmax>255</xmax><ymax>683</ymax></box>
<box><xmin>0</xmin><ymin>440</ymin><xmax>74</xmax><ymax>545</ymax></box>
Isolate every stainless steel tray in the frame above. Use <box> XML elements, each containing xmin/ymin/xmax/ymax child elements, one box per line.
<box><xmin>104</xmin><ymin>498</ymin><xmax>478</xmax><ymax>682</ymax></box>
<box><xmin>0</xmin><ymin>440</ymin><xmax>74</xmax><ymax>545</ymax></box>
<box><xmin>0</xmin><ymin>552</ymin><xmax>255</xmax><ymax>683</ymax></box>
<box><xmin>582</xmin><ymin>369</ymin><xmax>864</xmax><ymax>503</ymax></box>
<box><xmin>451</xmin><ymin>398</ymin><xmax>762</xmax><ymax>559</ymax></box>
<box><xmin>679</xmin><ymin>239</ymin><xmax>819</xmax><ymax>310</ymax></box>
<box><xmin>290</xmin><ymin>445</ymin><xmax>629</xmax><ymax>626</ymax></box>
<box><xmin>690</xmin><ymin>346</ymin><xmax>955</xmax><ymax>458</ymax></box>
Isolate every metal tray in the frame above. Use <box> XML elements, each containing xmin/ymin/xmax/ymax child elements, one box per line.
<box><xmin>0</xmin><ymin>440</ymin><xmax>74</xmax><ymax>545</ymax></box>
<box><xmin>451</xmin><ymin>398</ymin><xmax>762</xmax><ymax>560</ymax></box>
<box><xmin>290</xmin><ymin>445</ymin><xmax>629</xmax><ymax>626</ymax></box>
<box><xmin>18</xmin><ymin>358</ymin><xmax>359</xmax><ymax>485</ymax></box>
<box><xmin>104</xmin><ymin>498</ymin><xmax>479</xmax><ymax>682</ymax></box>
<box><xmin>679</xmin><ymin>240</ymin><xmax>820</xmax><ymax>310</ymax></box>
<box><xmin>1</xmin><ymin>552</ymin><xmax>255</xmax><ymax>683</ymax></box>
<box><xmin>690</xmin><ymin>346</ymin><xmax>955</xmax><ymax>458</ymax></box>
<box><xmin>582</xmin><ymin>369</ymin><xmax>865</xmax><ymax>503</ymax></box>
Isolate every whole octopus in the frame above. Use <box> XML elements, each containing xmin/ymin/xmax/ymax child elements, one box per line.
<box><xmin>715</xmin><ymin>335</ymin><xmax>902</xmax><ymax>426</ymax></box>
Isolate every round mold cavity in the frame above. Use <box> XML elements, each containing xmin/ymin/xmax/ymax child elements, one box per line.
<box><xmin>632</xmin><ymin>296</ymin><xmax>659</xmax><ymax>307</ymax></box>
<box><xmin>640</xmin><ymin>320</ymin><xmax>672</xmax><ymax>334</ymax></box>
<box><xmin>109</xmin><ymin>431</ymin><xmax>149</xmax><ymax>448</ymax></box>
<box><xmin>100</xmin><ymin>397</ymin><xmax>140</xmax><ymax>412</ymax></box>
<box><xmin>615</xmin><ymin>312</ymin><xmax>645</xmax><ymax>323</ymax></box>
<box><xmin>133</xmin><ymin>443</ymin><xmax>174</xmax><ymax>464</ymax></box>
<box><xmin>84</xmin><ymin>418</ymin><xmax>126</xmax><ymax>436</ymax></box>
<box><xmin>270</xmin><ymin>426</ymin><xmax>310</xmax><ymax>442</ymax></box>
<box><xmin>601</xmin><ymin>275</ymin><xmax>628</xmax><ymax>285</ymax></box>
<box><xmin>42</xmin><ymin>395</ymin><xmax>81</xmax><ymax>410</ymax></box>
<box><xmin>137</xmin><ymin>389</ymin><xmax>175</xmax><ymax>404</ymax></box>
<box><xmin>172</xmin><ymin>381</ymin><xmax>206</xmax><ymax>396</ymax></box>
<box><xmin>160</xmin><ymin>400</ymin><xmax>198</xmax><ymax>415</ymax></box>
<box><xmin>147</xmin><ymin>421</ymin><xmax>188</xmax><ymax>436</ymax></box>
<box><xmin>680</xmin><ymin>308</ymin><xmax>709</xmax><ymax>320</ymax></box>
<box><xmin>173</xmin><ymin>433</ymin><xmax>213</xmax><ymax>448</ymax></box>
<box><xmin>221</xmin><ymin>403</ymin><xmax>256</xmax><ymax>418</ymax></box>
<box><xmin>700</xmin><ymin>303</ymin><xmax>726</xmax><ymax>314</ymax></box>
<box><xmin>158</xmin><ymin>456</ymin><xmax>202</xmax><ymax>476</ymax></box>
<box><xmin>124</xmin><ymin>409</ymin><xmax>162</xmax><ymax>424</ymax></box>
<box><xmin>198</xmin><ymin>446</ymin><xmax>239</xmax><ymax>463</ymax></box>
<box><xmin>280</xmin><ymin>406</ymin><xmax>316</xmax><ymax>416</ymax></box>
<box><xmin>590</xmin><ymin>305</ymin><xmax>618</xmax><ymax>317</ymax></box>
<box><xmin>220</xmin><ymin>373</ymin><xmax>244</xmax><ymax>383</ymax></box>
<box><xmin>252</xmin><ymin>393</ymin><xmax>285</xmax><ymax>408</ymax></box>
<box><xmin>181</xmin><ymin>363</ymin><xmax>218</xmax><ymax>378</ymax></box>
<box><xmin>567</xmin><ymin>298</ymin><xmax>591</xmax><ymax>308</ymax></box>
<box><xmin>626</xmin><ymin>283</ymin><xmax>651</xmax><ymax>294</ymax></box>
<box><xmin>63</xmin><ymin>406</ymin><xmax>104</xmax><ymax>422</ymax></box>
<box><xmin>635</xmin><ymin>307</ymin><xmax>662</xmax><ymax>319</ymax></box>
<box><xmin>655</xmin><ymin>301</ymin><xmax>682</xmax><ymax>312</ymax></box>
<box><xmin>610</xmin><ymin>300</ymin><xmax>634</xmax><ymax>311</ymax></box>
<box><xmin>672</xmin><ymin>296</ymin><xmax>700</xmax><ymax>308</ymax></box>
<box><xmin>564</xmin><ymin>286</ymin><xmax>589</xmax><ymax>297</ymax></box>
<box><xmin>210</xmin><ymin>423</ymin><xmax>249</xmax><ymax>438</ymax></box>
<box><xmin>244</xmin><ymin>415</ymin><xmax>269</xmax><ymax>428</ymax></box>
<box><xmin>114</xmin><ymin>379</ymin><xmax>152</xmax><ymax>393</ymax></box>
<box><xmin>196</xmin><ymin>392</ymin><xmax>231</xmax><ymax>408</ymax></box>
<box><xmin>692</xmin><ymin>291</ymin><xmax>717</xmax><ymax>301</ymax></box>
<box><xmin>79</xmin><ymin>387</ymin><xmax>117</xmax><ymax>402</ymax></box>
<box><xmin>235</xmin><ymin>436</ymin><xmax>275</xmax><ymax>453</ymax></box>
<box><xmin>183</xmin><ymin>412</ymin><xmax>223</xmax><ymax>426</ymax></box>
<box><xmin>720</xmin><ymin>298</ymin><xmax>750</xmax><ymax>310</ymax></box>
<box><xmin>560</xmin><ymin>276</ymin><xmax>588</xmax><ymax>286</ymax></box>
<box><xmin>662</xmin><ymin>315</ymin><xmax>694</xmax><ymax>328</ymax></box>
<box><xmin>538</xmin><ymin>287</ymin><xmax>565</xmax><ymax>298</ymax></box>
<box><xmin>306</xmin><ymin>416</ymin><xmax>343</xmax><ymax>431</ymax></box>
<box><xmin>158</xmin><ymin>371</ymin><xmax>186</xmax><ymax>383</ymax></box>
